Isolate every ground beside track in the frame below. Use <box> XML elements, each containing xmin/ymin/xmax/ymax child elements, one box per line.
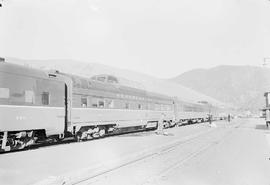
<box><xmin>75</xmin><ymin>118</ymin><xmax>270</xmax><ymax>185</ymax></box>
<box><xmin>0</xmin><ymin>119</ymin><xmax>269</xmax><ymax>185</ymax></box>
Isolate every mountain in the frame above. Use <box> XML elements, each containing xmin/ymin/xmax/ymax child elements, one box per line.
<box><xmin>170</xmin><ymin>65</ymin><xmax>270</xmax><ymax>112</ymax></box>
<box><xmin>5</xmin><ymin>57</ymin><xmax>226</xmax><ymax>107</ymax></box>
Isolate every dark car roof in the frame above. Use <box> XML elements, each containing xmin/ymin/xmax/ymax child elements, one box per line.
<box><xmin>0</xmin><ymin>62</ymin><xmax>49</xmax><ymax>79</ymax></box>
<box><xmin>63</xmin><ymin>73</ymin><xmax>173</xmax><ymax>102</ymax></box>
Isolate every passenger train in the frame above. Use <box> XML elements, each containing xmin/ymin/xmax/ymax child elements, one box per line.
<box><xmin>0</xmin><ymin>60</ymin><xmax>220</xmax><ymax>152</ymax></box>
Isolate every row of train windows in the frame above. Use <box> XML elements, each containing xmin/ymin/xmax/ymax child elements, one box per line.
<box><xmin>115</xmin><ymin>94</ymin><xmax>164</xmax><ymax>103</ymax></box>
<box><xmin>80</xmin><ymin>96</ymin><xmax>172</xmax><ymax>111</ymax></box>
<box><xmin>0</xmin><ymin>88</ymin><xmax>50</xmax><ymax>105</ymax></box>
<box><xmin>183</xmin><ymin>106</ymin><xmax>206</xmax><ymax>112</ymax></box>
<box><xmin>81</xmin><ymin>97</ymin><xmax>141</xmax><ymax>109</ymax></box>
<box><xmin>116</xmin><ymin>94</ymin><xmax>146</xmax><ymax>101</ymax></box>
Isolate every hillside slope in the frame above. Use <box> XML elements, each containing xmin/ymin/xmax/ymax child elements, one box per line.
<box><xmin>170</xmin><ymin>65</ymin><xmax>270</xmax><ymax>111</ymax></box>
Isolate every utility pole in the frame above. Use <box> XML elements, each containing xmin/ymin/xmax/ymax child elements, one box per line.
<box><xmin>262</xmin><ymin>58</ymin><xmax>270</xmax><ymax>127</ymax></box>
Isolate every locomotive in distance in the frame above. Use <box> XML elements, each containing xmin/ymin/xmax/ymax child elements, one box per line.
<box><xmin>0</xmin><ymin>60</ymin><xmax>221</xmax><ymax>152</ymax></box>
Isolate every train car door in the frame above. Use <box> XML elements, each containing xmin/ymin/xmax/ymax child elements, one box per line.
<box><xmin>64</xmin><ymin>84</ymin><xmax>68</xmax><ymax>132</ymax></box>
<box><xmin>64</xmin><ymin>81</ymin><xmax>73</xmax><ymax>134</ymax></box>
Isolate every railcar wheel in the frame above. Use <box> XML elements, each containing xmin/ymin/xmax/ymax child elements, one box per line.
<box><xmin>47</xmin><ymin>136</ymin><xmax>60</xmax><ymax>143</ymax></box>
<box><xmin>16</xmin><ymin>141</ymin><xmax>26</xmax><ymax>150</ymax></box>
<box><xmin>92</xmin><ymin>133</ymin><xmax>100</xmax><ymax>138</ymax></box>
<box><xmin>3</xmin><ymin>146</ymin><xmax>11</xmax><ymax>152</ymax></box>
<box><xmin>3</xmin><ymin>138</ymin><xmax>14</xmax><ymax>151</ymax></box>
<box><xmin>99</xmin><ymin>128</ymin><xmax>106</xmax><ymax>137</ymax></box>
<box><xmin>1</xmin><ymin>138</ymin><xmax>25</xmax><ymax>151</ymax></box>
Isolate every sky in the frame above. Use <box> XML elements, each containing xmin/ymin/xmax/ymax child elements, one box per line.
<box><xmin>0</xmin><ymin>0</ymin><xmax>270</xmax><ymax>78</ymax></box>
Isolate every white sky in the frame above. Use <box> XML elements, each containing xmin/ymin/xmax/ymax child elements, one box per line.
<box><xmin>0</xmin><ymin>0</ymin><xmax>270</xmax><ymax>78</ymax></box>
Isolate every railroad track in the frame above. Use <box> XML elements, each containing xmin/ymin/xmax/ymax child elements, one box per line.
<box><xmin>71</xmin><ymin>130</ymin><xmax>216</xmax><ymax>185</ymax></box>
<box><xmin>142</xmin><ymin>128</ymin><xmax>235</xmax><ymax>185</ymax></box>
<box><xmin>75</xmin><ymin>122</ymin><xmax>241</xmax><ymax>185</ymax></box>
<box><xmin>34</xmin><ymin>122</ymin><xmax>240</xmax><ymax>185</ymax></box>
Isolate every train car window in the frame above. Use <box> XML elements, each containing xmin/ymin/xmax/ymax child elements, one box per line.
<box><xmin>125</xmin><ymin>102</ymin><xmax>129</xmax><ymax>109</ymax></box>
<box><xmin>98</xmin><ymin>100</ymin><xmax>105</xmax><ymax>108</ymax></box>
<box><xmin>0</xmin><ymin>88</ymin><xmax>9</xmax><ymax>98</ymax></box>
<box><xmin>97</xmin><ymin>76</ymin><xmax>106</xmax><ymax>82</ymax></box>
<box><xmin>25</xmin><ymin>90</ymin><xmax>35</xmax><ymax>103</ymax></box>
<box><xmin>81</xmin><ymin>97</ymin><xmax>87</xmax><ymax>107</ymax></box>
<box><xmin>107</xmin><ymin>76</ymin><xmax>118</xmax><ymax>83</ymax></box>
<box><xmin>42</xmin><ymin>92</ymin><xmax>50</xmax><ymax>105</ymax></box>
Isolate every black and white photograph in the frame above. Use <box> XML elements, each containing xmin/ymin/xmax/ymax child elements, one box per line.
<box><xmin>0</xmin><ymin>0</ymin><xmax>270</xmax><ymax>185</ymax></box>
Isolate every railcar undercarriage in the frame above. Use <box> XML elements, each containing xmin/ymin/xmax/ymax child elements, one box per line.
<box><xmin>0</xmin><ymin>129</ymin><xmax>65</xmax><ymax>152</ymax></box>
<box><xmin>0</xmin><ymin>130</ymin><xmax>36</xmax><ymax>152</ymax></box>
<box><xmin>74</xmin><ymin>125</ymin><xmax>109</xmax><ymax>142</ymax></box>
<box><xmin>0</xmin><ymin>118</ymin><xmax>205</xmax><ymax>153</ymax></box>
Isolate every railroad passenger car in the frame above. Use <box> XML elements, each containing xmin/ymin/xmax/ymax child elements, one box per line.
<box><xmin>59</xmin><ymin>73</ymin><xmax>175</xmax><ymax>141</ymax></box>
<box><xmin>174</xmin><ymin>100</ymin><xmax>208</xmax><ymax>124</ymax></box>
<box><xmin>0</xmin><ymin>62</ymin><xmax>67</xmax><ymax>151</ymax></box>
<box><xmin>0</xmin><ymin>60</ymin><xmax>222</xmax><ymax>152</ymax></box>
